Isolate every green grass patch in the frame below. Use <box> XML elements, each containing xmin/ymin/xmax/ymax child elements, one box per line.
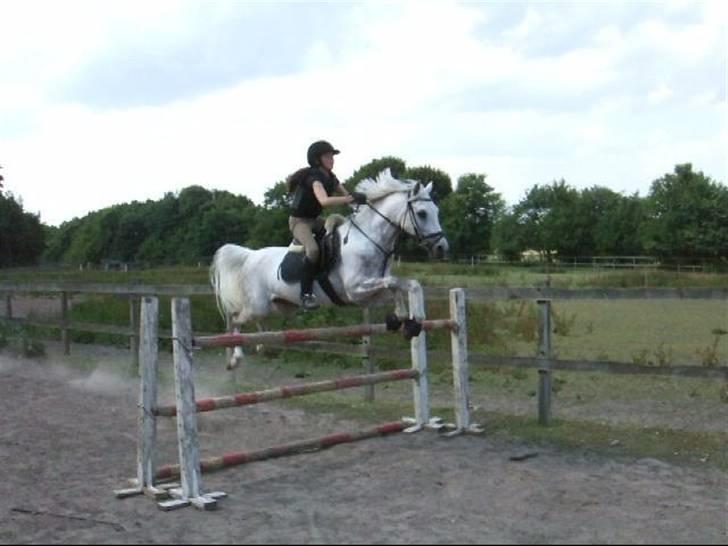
<box><xmin>480</xmin><ymin>410</ymin><xmax>728</xmax><ymax>470</ymax></box>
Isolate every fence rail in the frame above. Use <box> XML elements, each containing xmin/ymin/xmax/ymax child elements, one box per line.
<box><xmin>2</xmin><ymin>282</ymin><xmax>728</xmax><ymax>300</ymax></box>
<box><xmin>1</xmin><ymin>282</ymin><xmax>726</xmax><ymax>390</ymax></box>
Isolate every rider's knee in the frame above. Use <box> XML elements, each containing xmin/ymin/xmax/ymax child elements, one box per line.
<box><xmin>305</xmin><ymin>246</ymin><xmax>320</xmax><ymax>264</ymax></box>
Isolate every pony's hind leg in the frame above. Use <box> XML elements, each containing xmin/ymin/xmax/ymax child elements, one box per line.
<box><xmin>254</xmin><ymin>321</ymin><xmax>266</xmax><ymax>354</ymax></box>
<box><xmin>227</xmin><ymin>327</ymin><xmax>246</xmax><ymax>370</ymax></box>
<box><xmin>227</xmin><ymin>322</ymin><xmax>267</xmax><ymax>370</ymax></box>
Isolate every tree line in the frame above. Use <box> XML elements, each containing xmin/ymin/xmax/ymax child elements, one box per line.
<box><xmin>0</xmin><ymin>160</ymin><xmax>725</xmax><ymax>268</ymax></box>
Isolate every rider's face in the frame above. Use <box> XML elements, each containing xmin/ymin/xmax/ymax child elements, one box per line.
<box><xmin>320</xmin><ymin>152</ymin><xmax>335</xmax><ymax>171</ymax></box>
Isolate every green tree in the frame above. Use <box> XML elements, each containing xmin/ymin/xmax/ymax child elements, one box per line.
<box><xmin>440</xmin><ymin>173</ymin><xmax>504</xmax><ymax>256</ymax></box>
<box><xmin>492</xmin><ymin>210</ymin><xmax>527</xmax><ymax>260</ymax></box>
<box><xmin>404</xmin><ymin>165</ymin><xmax>453</xmax><ymax>201</ymax></box>
<box><xmin>0</xmin><ymin>192</ymin><xmax>46</xmax><ymax>267</ymax></box>
<box><xmin>642</xmin><ymin>164</ymin><xmax>728</xmax><ymax>259</ymax></box>
<box><xmin>248</xmin><ymin>181</ymin><xmax>292</xmax><ymax>248</ymax></box>
<box><xmin>344</xmin><ymin>156</ymin><xmax>407</xmax><ymax>191</ymax></box>
<box><xmin>44</xmin><ymin>186</ymin><xmax>259</xmax><ymax>265</ymax></box>
<box><xmin>507</xmin><ymin>180</ymin><xmax>581</xmax><ymax>258</ymax></box>
<box><xmin>584</xmin><ymin>189</ymin><xmax>645</xmax><ymax>255</ymax></box>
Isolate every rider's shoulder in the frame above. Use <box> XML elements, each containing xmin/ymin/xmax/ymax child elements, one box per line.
<box><xmin>305</xmin><ymin>167</ymin><xmax>331</xmax><ymax>185</ymax></box>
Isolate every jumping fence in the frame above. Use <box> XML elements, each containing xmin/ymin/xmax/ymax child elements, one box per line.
<box><xmin>113</xmin><ymin>284</ymin><xmax>478</xmax><ymax>510</ymax></box>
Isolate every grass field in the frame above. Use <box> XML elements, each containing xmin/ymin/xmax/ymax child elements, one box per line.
<box><xmin>2</xmin><ymin>261</ymin><xmax>728</xmax><ymax>288</ymax></box>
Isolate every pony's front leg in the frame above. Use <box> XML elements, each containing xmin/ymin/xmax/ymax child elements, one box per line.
<box><xmin>348</xmin><ymin>275</ymin><xmax>415</xmax><ymax>301</ymax></box>
<box><xmin>348</xmin><ymin>276</ymin><xmax>419</xmax><ymax>331</ymax></box>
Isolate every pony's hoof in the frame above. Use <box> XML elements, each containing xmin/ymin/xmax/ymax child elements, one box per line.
<box><xmin>226</xmin><ymin>358</ymin><xmax>239</xmax><ymax>371</ymax></box>
<box><xmin>385</xmin><ymin>313</ymin><xmax>403</xmax><ymax>332</ymax></box>
<box><xmin>402</xmin><ymin>318</ymin><xmax>423</xmax><ymax>340</ymax></box>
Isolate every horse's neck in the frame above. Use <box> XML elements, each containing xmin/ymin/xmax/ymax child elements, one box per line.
<box><xmin>333</xmin><ymin>193</ymin><xmax>407</xmax><ymax>279</ymax></box>
<box><xmin>347</xmin><ymin>194</ymin><xmax>405</xmax><ymax>245</ymax></box>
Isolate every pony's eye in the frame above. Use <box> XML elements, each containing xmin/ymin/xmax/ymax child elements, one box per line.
<box><xmin>417</xmin><ymin>210</ymin><xmax>427</xmax><ymax>220</ymax></box>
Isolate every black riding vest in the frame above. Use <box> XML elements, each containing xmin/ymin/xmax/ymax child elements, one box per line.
<box><xmin>290</xmin><ymin>167</ymin><xmax>340</xmax><ymax>219</ymax></box>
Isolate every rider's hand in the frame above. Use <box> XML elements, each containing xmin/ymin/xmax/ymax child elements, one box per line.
<box><xmin>350</xmin><ymin>191</ymin><xmax>367</xmax><ymax>205</ymax></box>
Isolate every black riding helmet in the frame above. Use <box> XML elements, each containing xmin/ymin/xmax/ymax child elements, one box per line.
<box><xmin>307</xmin><ymin>140</ymin><xmax>340</xmax><ymax>167</ymax></box>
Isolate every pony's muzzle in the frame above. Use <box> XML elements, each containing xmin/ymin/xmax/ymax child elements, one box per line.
<box><xmin>431</xmin><ymin>238</ymin><xmax>449</xmax><ymax>260</ymax></box>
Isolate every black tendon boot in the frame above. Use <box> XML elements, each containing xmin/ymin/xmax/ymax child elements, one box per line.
<box><xmin>300</xmin><ymin>257</ymin><xmax>320</xmax><ymax>311</ymax></box>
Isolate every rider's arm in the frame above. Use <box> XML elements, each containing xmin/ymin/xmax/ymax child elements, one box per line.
<box><xmin>313</xmin><ymin>181</ymin><xmax>354</xmax><ymax>207</ymax></box>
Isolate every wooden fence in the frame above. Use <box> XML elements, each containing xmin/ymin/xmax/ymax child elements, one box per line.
<box><xmin>1</xmin><ymin>282</ymin><xmax>727</xmax><ymax>425</ymax></box>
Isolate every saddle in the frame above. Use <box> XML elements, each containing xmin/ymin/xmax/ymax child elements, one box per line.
<box><xmin>278</xmin><ymin>214</ymin><xmax>347</xmax><ymax>305</ymax></box>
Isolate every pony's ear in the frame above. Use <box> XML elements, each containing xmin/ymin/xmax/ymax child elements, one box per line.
<box><xmin>425</xmin><ymin>182</ymin><xmax>433</xmax><ymax>194</ymax></box>
<box><xmin>378</xmin><ymin>168</ymin><xmax>392</xmax><ymax>181</ymax></box>
<box><xmin>413</xmin><ymin>181</ymin><xmax>421</xmax><ymax>195</ymax></box>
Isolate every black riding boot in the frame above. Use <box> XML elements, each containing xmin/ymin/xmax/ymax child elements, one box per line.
<box><xmin>300</xmin><ymin>257</ymin><xmax>319</xmax><ymax>311</ymax></box>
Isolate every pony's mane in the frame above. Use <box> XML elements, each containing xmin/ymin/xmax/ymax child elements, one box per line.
<box><xmin>354</xmin><ymin>168</ymin><xmax>415</xmax><ymax>201</ymax></box>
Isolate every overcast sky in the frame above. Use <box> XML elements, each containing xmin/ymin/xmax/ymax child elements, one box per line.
<box><xmin>1</xmin><ymin>0</ymin><xmax>726</xmax><ymax>226</ymax></box>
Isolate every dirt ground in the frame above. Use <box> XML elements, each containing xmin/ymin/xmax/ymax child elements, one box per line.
<box><xmin>1</xmin><ymin>344</ymin><xmax>726</xmax><ymax>545</ymax></box>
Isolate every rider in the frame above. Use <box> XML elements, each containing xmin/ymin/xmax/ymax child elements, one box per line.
<box><xmin>287</xmin><ymin>140</ymin><xmax>367</xmax><ymax>310</ymax></box>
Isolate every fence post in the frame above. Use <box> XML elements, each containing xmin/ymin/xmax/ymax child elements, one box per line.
<box><xmin>537</xmin><ymin>299</ymin><xmax>553</xmax><ymax>426</ymax></box>
<box><xmin>61</xmin><ymin>291</ymin><xmax>70</xmax><ymax>355</ymax></box>
<box><xmin>361</xmin><ymin>306</ymin><xmax>374</xmax><ymax>402</ymax></box>
<box><xmin>129</xmin><ymin>297</ymin><xmax>140</xmax><ymax>372</ymax></box>
<box><xmin>168</xmin><ymin>297</ymin><xmax>220</xmax><ymax>510</ymax></box>
<box><xmin>4</xmin><ymin>293</ymin><xmax>11</xmax><ymax>319</ymax></box>
<box><xmin>450</xmin><ymin>288</ymin><xmax>470</xmax><ymax>431</ymax></box>
<box><xmin>114</xmin><ymin>296</ymin><xmax>166</xmax><ymax>500</ymax></box>
<box><xmin>409</xmin><ymin>282</ymin><xmax>429</xmax><ymax>428</ymax></box>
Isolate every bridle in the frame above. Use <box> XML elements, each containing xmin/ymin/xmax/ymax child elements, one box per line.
<box><xmin>345</xmin><ymin>190</ymin><xmax>445</xmax><ymax>275</ymax></box>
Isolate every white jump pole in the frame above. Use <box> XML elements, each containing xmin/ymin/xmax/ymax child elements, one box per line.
<box><xmin>163</xmin><ymin>298</ymin><xmax>226</xmax><ymax>511</ymax></box>
<box><xmin>114</xmin><ymin>296</ymin><xmax>168</xmax><ymax>500</ymax></box>
<box><xmin>448</xmin><ymin>288</ymin><xmax>483</xmax><ymax>435</ymax></box>
<box><xmin>408</xmin><ymin>281</ymin><xmax>430</xmax><ymax>431</ymax></box>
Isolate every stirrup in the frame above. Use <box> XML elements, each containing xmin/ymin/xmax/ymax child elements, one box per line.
<box><xmin>301</xmin><ymin>293</ymin><xmax>320</xmax><ymax>311</ymax></box>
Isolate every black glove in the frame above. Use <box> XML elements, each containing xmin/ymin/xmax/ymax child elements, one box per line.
<box><xmin>351</xmin><ymin>191</ymin><xmax>367</xmax><ymax>205</ymax></box>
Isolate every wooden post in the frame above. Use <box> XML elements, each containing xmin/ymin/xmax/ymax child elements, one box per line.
<box><xmin>61</xmin><ymin>291</ymin><xmax>70</xmax><ymax>355</ymax></box>
<box><xmin>4</xmin><ymin>293</ymin><xmax>11</xmax><ymax>319</ymax></box>
<box><xmin>167</xmin><ymin>298</ymin><xmax>223</xmax><ymax>511</ymax></box>
<box><xmin>114</xmin><ymin>297</ymin><xmax>167</xmax><ymax>501</ymax></box>
<box><xmin>450</xmin><ymin>288</ymin><xmax>470</xmax><ymax>432</ymax></box>
<box><xmin>409</xmin><ymin>282</ymin><xmax>429</xmax><ymax>428</ymax></box>
<box><xmin>537</xmin><ymin>299</ymin><xmax>553</xmax><ymax>426</ymax></box>
<box><xmin>361</xmin><ymin>306</ymin><xmax>374</xmax><ymax>402</ymax></box>
<box><xmin>129</xmin><ymin>297</ymin><xmax>140</xmax><ymax>373</ymax></box>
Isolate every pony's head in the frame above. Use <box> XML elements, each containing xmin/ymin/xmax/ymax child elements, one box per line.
<box><xmin>356</xmin><ymin>169</ymin><xmax>449</xmax><ymax>259</ymax></box>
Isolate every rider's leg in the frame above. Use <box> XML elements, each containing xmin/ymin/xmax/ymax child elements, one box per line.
<box><xmin>290</xmin><ymin>217</ymin><xmax>321</xmax><ymax>310</ymax></box>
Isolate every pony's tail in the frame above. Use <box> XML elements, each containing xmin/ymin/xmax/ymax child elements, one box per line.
<box><xmin>210</xmin><ymin>244</ymin><xmax>252</xmax><ymax>322</ymax></box>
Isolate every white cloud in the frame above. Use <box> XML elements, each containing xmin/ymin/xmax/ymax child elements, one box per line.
<box><xmin>503</xmin><ymin>6</ymin><xmax>543</xmax><ymax>40</ymax></box>
<box><xmin>0</xmin><ymin>1</ymin><xmax>725</xmax><ymax>225</ymax></box>
<box><xmin>647</xmin><ymin>84</ymin><xmax>674</xmax><ymax>105</ymax></box>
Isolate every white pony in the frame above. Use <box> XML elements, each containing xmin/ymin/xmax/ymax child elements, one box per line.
<box><xmin>210</xmin><ymin>168</ymin><xmax>449</xmax><ymax>368</ymax></box>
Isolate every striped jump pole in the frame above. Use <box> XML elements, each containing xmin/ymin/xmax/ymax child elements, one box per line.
<box><xmin>155</xmin><ymin>421</ymin><xmax>408</xmax><ymax>480</ymax></box>
<box><xmin>155</xmin><ymin>368</ymin><xmax>418</xmax><ymax>417</ymax></box>
<box><xmin>193</xmin><ymin>318</ymin><xmax>455</xmax><ymax>349</ymax></box>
